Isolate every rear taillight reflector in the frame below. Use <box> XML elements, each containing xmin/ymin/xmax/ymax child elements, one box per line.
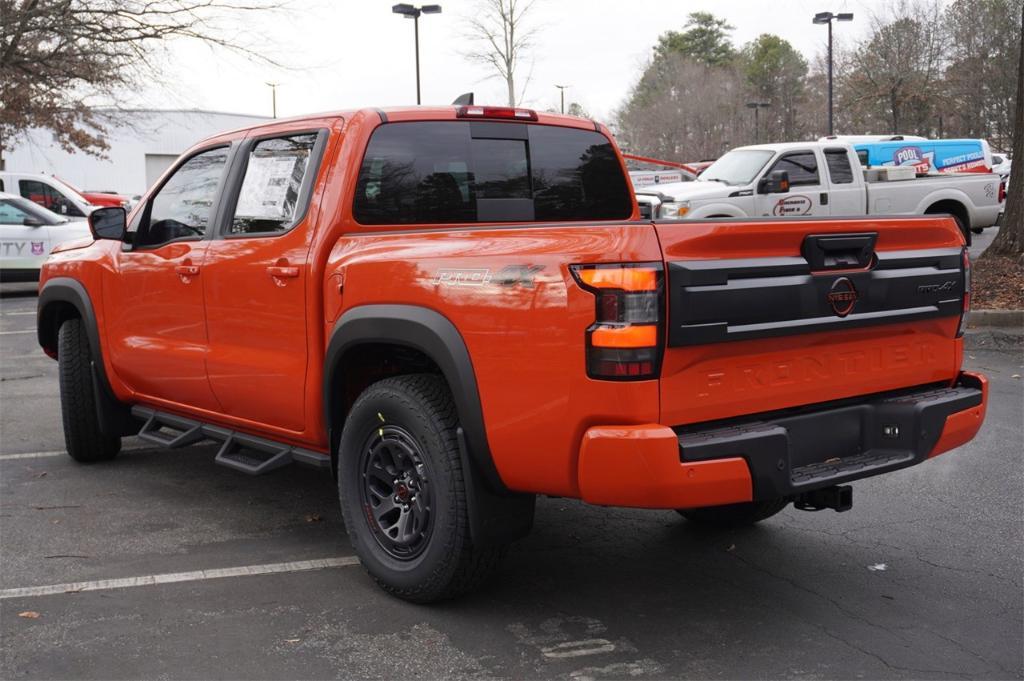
<box><xmin>456</xmin><ymin>106</ymin><xmax>538</xmax><ymax>121</ymax></box>
<box><xmin>571</xmin><ymin>263</ymin><xmax>664</xmax><ymax>381</ymax></box>
<box><xmin>999</xmin><ymin>180</ymin><xmax>1007</xmax><ymax>203</ymax></box>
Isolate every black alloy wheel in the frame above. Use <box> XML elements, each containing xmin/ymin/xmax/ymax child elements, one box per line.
<box><xmin>359</xmin><ymin>424</ymin><xmax>434</xmax><ymax>560</ymax></box>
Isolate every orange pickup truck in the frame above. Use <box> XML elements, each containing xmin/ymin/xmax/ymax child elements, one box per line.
<box><xmin>37</xmin><ymin>106</ymin><xmax>987</xmax><ymax>602</ymax></box>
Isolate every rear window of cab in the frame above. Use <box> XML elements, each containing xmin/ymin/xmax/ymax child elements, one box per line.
<box><xmin>353</xmin><ymin>121</ymin><xmax>633</xmax><ymax>225</ymax></box>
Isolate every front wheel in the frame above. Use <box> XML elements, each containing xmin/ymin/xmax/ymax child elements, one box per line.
<box><xmin>337</xmin><ymin>374</ymin><xmax>505</xmax><ymax>602</ymax></box>
<box><xmin>677</xmin><ymin>498</ymin><xmax>789</xmax><ymax>528</ymax></box>
<box><xmin>57</xmin><ymin>318</ymin><xmax>121</xmax><ymax>462</ymax></box>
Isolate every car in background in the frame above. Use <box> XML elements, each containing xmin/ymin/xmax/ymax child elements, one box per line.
<box><xmin>0</xmin><ymin>192</ymin><xmax>91</xmax><ymax>282</ymax></box>
<box><xmin>991</xmin><ymin>153</ymin><xmax>1012</xmax><ymax>180</ymax></box>
<box><xmin>0</xmin><ymin>172</ymin><xmax>94</xmax><ymax>219</ymax></box>
<box><xmin>56</xmin><ymin>177</ymin><xmax>132</xmax><ymax>209</ymax></box>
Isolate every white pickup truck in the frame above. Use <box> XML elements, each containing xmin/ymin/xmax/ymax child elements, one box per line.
<box><xmin>635</xmin><ymin>142</ymin><xmax>1005</xmax><ymax>242</ymax></box>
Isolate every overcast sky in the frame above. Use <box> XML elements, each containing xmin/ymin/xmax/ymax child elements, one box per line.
<box><xmin>143</xmin><ymin>0</ymin><xmax>895</xmax><ymax>123</ymax></box>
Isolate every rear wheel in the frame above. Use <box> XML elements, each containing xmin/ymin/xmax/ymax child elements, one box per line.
<box><xmin>971</xmin><ymin>227</ymin><xmax>984</xmax><ymax>235</ymax></box>
<box><xmin>677</xmin><ymin>498</ymin><xmax>789</xmax><ymax>528</ymax></box>
<box><xmin>337</xmin><ymin>374</ymin><xmax>505</xmax><ymax>602</ymax></box>
<box><xmin>57</xmin><ymin>318</ymin><xmax>121</xmax><ymax>462</ymax></box>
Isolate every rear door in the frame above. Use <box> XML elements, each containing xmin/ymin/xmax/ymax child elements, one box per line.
<box><xmin>755</xmin><ymin>150</ymin><xmax>830</xmax><ymax>218</ymax></box>
<box><xmin>200</xmin><ymin>127</ymin><xmax>329</xmax><ymax>433</ymax></box>
<box><xmin>656</xmin><ymin>216</ymin><xmax>966</xmax><ymax>427</ymax></box>
<box><xmin>823</xmin><ymin>148</ymin><xmax>865</xmax><ymax>216</ymax></box>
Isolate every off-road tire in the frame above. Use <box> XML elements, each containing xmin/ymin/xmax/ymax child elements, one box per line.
<box><xmin>57</xmin><ymin>318</ymin><xmax>121</xmax><ymax>462</ymax></box>
<box><xmin>677</xmin><ymin>498</ymin><xmax>789</xmax><ymax>528</ymax></box>
<box><xmin>337</xmin><ymin>373</ymin><xmax>505</xmax><ymax>603</ymax></box>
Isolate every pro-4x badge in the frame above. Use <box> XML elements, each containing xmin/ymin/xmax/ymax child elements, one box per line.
<box><xmin>827</xmin><ymin>277</ymin><xmax>858</xmax><ymax>317</ymax></box>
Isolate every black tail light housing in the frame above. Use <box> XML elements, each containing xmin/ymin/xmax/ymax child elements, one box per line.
<box><xmin>570</xmin><ymin>262</ymin><xmax>664</xmax><ymax>380</ymax></box>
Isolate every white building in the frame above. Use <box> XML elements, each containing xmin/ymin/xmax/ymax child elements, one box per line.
<box><xmin>4</xmin><ymin>109</ymin><xmax>269</xmax><ymax>198</ymax></box>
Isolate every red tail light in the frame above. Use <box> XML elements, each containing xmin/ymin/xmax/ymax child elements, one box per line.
<box><xmin>571</xmin><ymin>263</ymin><xmax>663</xmax><ymax>380</ymax></box>
<box><xmin>957</xmin><ymin>248</ymin><xmax>971</xmax><ymax>337</ymax></box>
<box><xmin>456</xmin><ymin>106</ymin><xmax>538</xmax><ymax>121</ymax></box>
<box><xmin>999</xmin><ymin>180</ymin><xmax>1007</xmax><ymax>204</ymax></box>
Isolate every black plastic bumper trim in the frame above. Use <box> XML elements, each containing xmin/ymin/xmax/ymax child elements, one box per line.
<box><xmin>676</xmin><ymin>375</ymin><xmax>983</xmax><ymax>500</ymax></box>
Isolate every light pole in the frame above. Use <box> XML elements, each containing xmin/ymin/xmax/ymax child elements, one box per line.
<box><xmin>392</xmin><ymin>4</ymin><xmax>442</xmax><ymax>105</ymax></box>
<box><xmin>266</xmin><ymin>82</ymin><xmax>279</xmax><ymax>118</ymax></box>
<box><xmin>746</xmin><ymin>101</ymin><xmax>770</xmax><ymax>143</ymax></box>
<box><xmin>813</xmin><ymin>11</ymin><xmax>853</xmax><ymax>136</ymax></box>
<box><xmin>554</xmin><ymin>84</ymin><xmax>569</xmax><ymax>114</ymax></box>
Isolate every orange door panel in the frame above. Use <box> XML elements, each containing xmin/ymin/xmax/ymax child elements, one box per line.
<box><xmin>103</xmin><ymin>241</ymin><xmax>221</xmax><ymax>411</ymax></box>
<box><xmin>202</xmin><ymin>236</ymin><xmax>311</xmax><ymax>432</ymax></box>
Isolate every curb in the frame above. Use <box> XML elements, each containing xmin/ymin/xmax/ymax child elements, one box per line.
<box><xmin>965</xmin><ymin>310</ymin><xmax>1024</xmax><ymax>329</ymax></box>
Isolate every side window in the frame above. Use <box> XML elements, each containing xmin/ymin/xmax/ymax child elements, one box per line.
<box><xmin>18</xmin><ymin>180</ymin><xmax>84</xmax><ymax>217</ymax></box>
<box><xmin>857</xmin><ymin>150</ymin><xmax>869</xmax><ymax>166</ymax></box>
<box><xmin>135</xmin><ymin>147</ymin><xmax>229</xmax><ymax>248</ymax></box>
<box><xmin>770</xmin><ymin>152</ymin><xmax>819</xmax><ymax>186</ymax></box>
<box><xmin>825</xmin><ymin>149</ymin><xmax>854</xmax><ymax>184</ymax></box>
<box><xmin>0</xmin><ymin>200</ymin><xmax>31</xmax><ymax>224</ymax></box>
<box><xmin>229</xmin><ymin>133</ymin><xmax>318</xmax><ymax>235</ymax></box>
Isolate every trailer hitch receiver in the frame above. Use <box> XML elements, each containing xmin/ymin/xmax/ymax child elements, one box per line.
<box><xmin>794</xmin><ymin>485</ymin><xmax>853</xmax><ymax>512</ymax></box>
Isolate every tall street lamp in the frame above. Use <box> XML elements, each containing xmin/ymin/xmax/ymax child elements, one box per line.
<box><xmin>554</xmin><ymin>84</ymin><xmax>569</xmax><ymax>114</ymax></box>
<box><xmin>392</xmin><ymin>4</ymin><xmax>442</xmax><ymax>105</ymax></box>
<box><xmin>813</xmin><ymin>11</ymin><xmax>853</xmax><ymax>136</ymax></box>
<box><xmin>266</xmin><ymin>82</ymin><xmax>279</xmax><ymax>118</ymax></box>
<box><xmin>746</xmin><ymin>101</ymin><xmax>770</xmax><ymax>143</ymax></box>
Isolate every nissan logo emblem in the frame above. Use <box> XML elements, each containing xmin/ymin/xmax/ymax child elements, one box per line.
<box><xmin>827</xmin><ymin>277</ymin><xmax>858</xmax><ymax>317</ymax></box>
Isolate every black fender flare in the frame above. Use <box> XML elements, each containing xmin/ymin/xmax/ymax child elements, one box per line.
<box><xmin>324</xmin><ymin>304</ymin><xmax>534</xmax><ymax>546</ymax></box>
<box><xmin>37</xmin><ymin>278</ymin><xmax>138</xmax><ymax>437</ymax></box>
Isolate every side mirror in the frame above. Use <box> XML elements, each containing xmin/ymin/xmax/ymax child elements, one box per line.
<box><xmin>22</xmin><ymin>216</ymin><xmax>44</xmax><ymax>227</ymax></box>
<box><xmin>758</xmin><ymin>170</ymin><xmax>790</xmax><ymax>194</ymax></box>
<box><xmin>88</xmin><ymin>206</ymin><xmax>127</xmax><ymax>241</ymax></box>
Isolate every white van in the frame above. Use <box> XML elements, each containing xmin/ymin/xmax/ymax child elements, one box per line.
<box><xmin>0</xmin><ymin>172</ymin><xmax>94</xmax><ymax>220</ymax></box>
<box><xmin>0</xmin><ymin>192</ymin><xmax>92</xmax><ymax>282</ymax></box>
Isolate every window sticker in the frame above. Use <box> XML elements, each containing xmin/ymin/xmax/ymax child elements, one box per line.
<box><xmin>235</xmin><ymin>155</ymin><xmax>304</xmax><ymax>220</ymax></box>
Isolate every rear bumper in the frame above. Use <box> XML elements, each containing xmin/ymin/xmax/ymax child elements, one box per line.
<box><xmin>577</xmin><ymin>371</ymin><xmax>987</xmax><ymax>509</ymax></box>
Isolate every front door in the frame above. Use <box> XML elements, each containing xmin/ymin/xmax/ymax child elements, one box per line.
<box><xmin>103</xmin><ymin>145</ymin><xmax>231</xmax><ymax>412</ymax></box>
<box><xmin>202</xmin><ymin>130</ymin><xmax>324</xmax><ymax>433</ymax></box>
<box><xmin>756</xmin><ymin>150</ymin><xmax>831</xmax><ymax>218</ymax></box>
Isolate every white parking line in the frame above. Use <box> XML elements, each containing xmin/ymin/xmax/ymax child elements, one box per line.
<box><xmin>0</xmin><ymin>445</ymin><xmax>150</xmax><ymax>461</ymax></box>
<box><xmin>0</xmin><ymin>450</ymin><xmax>67</xmax><ymax>460</ymax></box>
<box><xmin>1</xmin><ymin>311</ymin><xmax>36</xmax><ymax>316</ymax></box>
<box><xmin>0</xmin><ymin>329</ymin><xmax>34</xmax><ymax>335</ymax></box>
<box><xmin>0</xmin><ymin>556</ymin><xmax>361</xmax><ymax>600</ymax></box>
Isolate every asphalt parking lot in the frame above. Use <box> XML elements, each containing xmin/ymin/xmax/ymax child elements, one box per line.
<box><xmin>1</xmin><ymin>228</ymin><xmax>1021</xmax><ymax>680</ymax></box>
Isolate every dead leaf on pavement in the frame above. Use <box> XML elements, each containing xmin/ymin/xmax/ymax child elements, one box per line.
<box><xmin>18</xmin><ymin>611</ymin><xmax>40</xmax><ymax>619</ymax></box>
<box><xmin>305</xmin><ymin>513</ymin><xmax>322</xmax><ymax>523</ymax></box>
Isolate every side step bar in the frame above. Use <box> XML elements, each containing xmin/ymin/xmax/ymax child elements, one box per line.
<box><xmin>131</xmin><ymin>406</ymin><xmax>330</xmax><ymax>475</ymax></box>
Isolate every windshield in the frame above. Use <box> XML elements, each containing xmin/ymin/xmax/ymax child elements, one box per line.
<box><xmin>700</xmin><ymin>150</ymin><xmax>775</xmax><ymax>186</ymax></box>
<box><xmin>0</xmin><ymin>196</ymin><xmax>68</xmax><ymax>225</ymax></box>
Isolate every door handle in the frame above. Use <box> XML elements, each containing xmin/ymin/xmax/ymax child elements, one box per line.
<box><xmin>820</xmin><ymin>192</ymin><xmax>829</xmax><ymax>205</ymax></box>
<box><xmin>267</xmin><ymin>266</ymin><xmax>299</xmax><ymax>278</ymax></box>
<box><xmin>175</xmin><ymin>265</ymin><xmax>200</xmax><ymax>276</ymax></box>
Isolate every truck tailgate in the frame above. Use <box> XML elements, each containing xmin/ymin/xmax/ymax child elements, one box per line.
<box><xmin>656</xmin><ymin>216</ymin><xmax>967</xmax><ymax>427</ymax></box>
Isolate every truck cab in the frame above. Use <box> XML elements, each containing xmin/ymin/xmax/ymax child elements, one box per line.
<box><xmin>636</xmin><ymin>141</ymin><xmax>1004</xmax><ymax>240</ymax></box>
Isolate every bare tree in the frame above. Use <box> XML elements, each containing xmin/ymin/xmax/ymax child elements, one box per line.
<box><xmin>464</xmin><ymin>0</ymin><xmax>538</xmax><ymax>106</ymax></box>
<box><xmin>842</xmin><ymin>0</ymin><xmax>947</xmax><ymax>135</ymax></box>
<box><xmin>615</xmin><ymin>54</ymin><xmax>746</xmax><ymax>162</ymax></box>
<box><xmin>985</xmin><ymin>4</ymin><xmax>1023</xmax><ymax>260</ymax></box>
<box><xmin>0</xmin><ymin>0</ymin><xmax>281</xmax><ymax>169</ymax></box>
